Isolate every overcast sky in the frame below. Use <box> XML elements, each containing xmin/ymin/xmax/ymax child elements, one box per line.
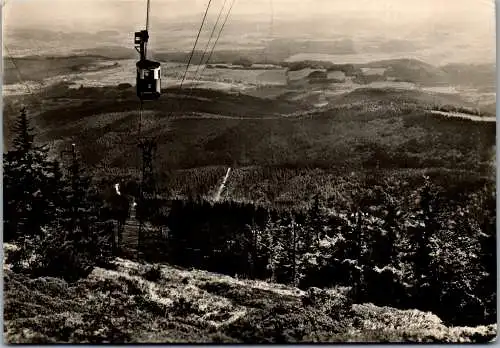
<box><xmin>4</xmin><ymin>0</ymin><xmax>495</xmax><ymax>29</ymax></box>
<box><xmin>3</xmin><ymin>0</ymin><xmax>495</xmax><ymax>64</ymax></box>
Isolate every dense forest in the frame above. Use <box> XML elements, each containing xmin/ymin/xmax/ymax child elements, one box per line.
<box><xmin>4</xmin><ymin>107</ymin><xmax>496</xmax><ymax>332</ymax></box>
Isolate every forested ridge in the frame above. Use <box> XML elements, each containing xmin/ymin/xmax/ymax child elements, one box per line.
<box><xmin>3</xmin><ymin>108</ymin><xmax>496</xmax><ymax>342</ymax></box>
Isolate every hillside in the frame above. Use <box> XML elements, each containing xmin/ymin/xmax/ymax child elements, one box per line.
<box><xmin>3</xmin><ymin>246</ymin><xmax>496</xmax><ymax>344</ymax></box>
<box><xmin>364</xmin><ymin>59</ymin><xmax>448</xmax><ymax>84</ymax></box>
<box><xmin>440</xmin><ymin>63</ymin><xmax>496</xmax><ymax>89</ymax></box>
<box><xmin>16</xmin><ymin>85</ymin><xmax>498</xmax><ymax>169</ymax></box>
<box><xmin>3</xmin><ymin>83</ymin><xmax>495</xmax><ymax>204</ymax></box>
<box><xmin>330</xmin><ymin>87</ymin><xmax>477</xmax><ymax>108</ymax></box>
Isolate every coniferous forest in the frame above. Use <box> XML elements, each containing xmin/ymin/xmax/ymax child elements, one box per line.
<box><xmin>4</xmin><ymin>107</ymin><xmax>496</xmax><ymax>339</ymax></box>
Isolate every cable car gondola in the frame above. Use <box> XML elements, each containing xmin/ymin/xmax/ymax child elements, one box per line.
<box><xmin>134</xmin><ymin>19</ymin><xmax>161</xmax><ymax>100</ymax></box>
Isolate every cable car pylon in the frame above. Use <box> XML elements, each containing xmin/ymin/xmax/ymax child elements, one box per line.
<box><xmin>131</xmin><ymin>0</ymin><xmax>225</xmax><ymax>258</ymax></box>
<box><xmin>134</xmin><ymin>0</ymin><xmax>161</xmax><ymax>258</ymax></box>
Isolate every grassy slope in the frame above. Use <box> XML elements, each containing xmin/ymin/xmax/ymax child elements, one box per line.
<box><xmin>3</xmin><ymin>245</ymin><xmax>496</xmax><ymax>344</ymax></box>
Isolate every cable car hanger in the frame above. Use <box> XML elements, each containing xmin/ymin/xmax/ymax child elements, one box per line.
<box><xmin>135</xmin><ymin>0</ymin><xmax>161</xmax><ymax>101</ymax></box>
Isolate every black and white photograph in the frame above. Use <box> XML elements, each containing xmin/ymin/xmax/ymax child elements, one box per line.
<box><xmin>2</xmin><ymin>0</ymin><xmax>497</xmax><ymax>343</ymax></box>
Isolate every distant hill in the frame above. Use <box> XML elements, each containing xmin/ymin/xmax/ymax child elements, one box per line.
<box><xmin>366</xmin><ymin>58</ymin><xmax>437</xmax><ymax>70</ymax></box>
<box><xmin>73</xmin><ymin>46</ymin><xmax>137</xmax><ymax>60</ymax></box>
<box><xmin>481</xmin><ymin>103</ymin><xmax>497</xmax><ymax>115</ymax></box>
<box><xmin>364</xmin><ymin>58</ymin><xmax>447</xmax><ymax>85</ymax></box>
<box><xmin>4</xmin><ymin>50</ymin><xmax>495</xmax><ymax>96</ymax></box>
<box><xmin>364</xmin><ymin>59</ymin><xmax>495</xmax><ymax>88</ymax></box>
<box><xmin>3</xmin><ymin>55</ymin><xmax>117</xmax><ymax>85</ymax></box>
<box><xmin>440</xmin><ymin>63</ymin><xmax>496</xmax><ymax>89</ymax></box>
<box><xmin>332</xmin><ymin>87</ymin><xmax>479</xmax><ymax>109</ymax></box>
<box><xmin>282</xmin><ymin>58</ymin><xmax>495</xmax><ymax>89</ymax></box>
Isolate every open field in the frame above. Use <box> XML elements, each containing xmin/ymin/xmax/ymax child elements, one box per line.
<box><xmin>4</xmin><ymin>54</ymin><xmax>495</xmax><ymax>119</ymax></box>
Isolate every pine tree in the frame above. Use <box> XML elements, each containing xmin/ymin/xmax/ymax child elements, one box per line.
<box><xmin>3</xmin><ymin>108</ymin><xmax>59</xmax><ymax>241</ymax></box>
<box><xmin>307</xmin><ymin>195</ymin><xmax>324</xmax><ymax>248</ymax></box>
<box><xmin>44</xmin><ymin>160</ymin><xmax>66</xmax><ymax>227</ymax></box>
<box><xmin>9</xmin><ymin>143</ymin><xmax>113</xmax><ymax>280</ymax></box>
<box><xmin>413</xmin><ymin>177</ymin><xmax>438</xmax><ymax>288</ymax></box>
<box><xmin>381</xmin><ymin>194</ymin><xmax>398</xmax><ymax>266</ymax></box>
<box><xmin>262</xmin><ymin>214</ymin><xmax>279</xmax><ymax>282</ymax></box>
<box><xmin>242</xmin><ymin>220</ymin><xmax>260</xmax><ymax>279</ymax></box>
<box><xmin>269</xmin><ymin>216</ymin><xmax>289</xmax><ymax>283</ymax></box>
<box><xmin>290</xmin><ymin>215</ymin><xmax>298</xmax><ymax>286</ymax></box>
<box><xmin>365</xmin><ymin>187</ymin><xmax>399</xmax><ymax>267</ymax></box>
<box><xmin>57</xmin><ymin>148</ymin><xmax>101</xmax><ymax>236</ymax></box>
<box><xmin>12</xmin><ymin>107</ymin><xmax>34</xmax><ymax>153</ymax></box>
<box><xmin>267</xmin><ymin>213</ymin><xmax>304</xmax><ymax>286</ymax></box>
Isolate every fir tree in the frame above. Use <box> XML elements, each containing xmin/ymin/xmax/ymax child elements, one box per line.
<box><xmin>3</xmin><ymin>108</ymin><xmax>59</xmax><ymax>241</ymax></box>
<box><xmin>262</xmin><ymin>214</ymin><xmax>279</xmax><ymax>282</ymax></box>
<box><xmin>413</xmin><ymin>177</ymin><xmax>439</xmax><ymax>288</ymax></box>
<box><xmin>267</xmin><ymin>213</ymin><xmax>304</xmax><ymax>286</ymax></box>
<box><xmin>57</xmin><ymin>147</ymin><xmax>101</xmax><ymax>236</ymax></box>
<box><xmin>9</xmin><ymin>142</ymin><xmax>113</xmax><ymax>281</ymax></box>
<box><xmin>306</xmin><ymin>195</ymin><xmax>324</xmax><ymax>248</ymax></box>
<box><xmin>478</xmin><ymin>186</ymin><xmax>497</xmax><ymax>322</ymax></box>
<box><xmin>12</xmin><ymin>107</ymin><xmax>34</xmax><ymax>153</ymax></box>
<box><xmin>242</xmin><ymin>220</ymin><xmax>260</xmax><ymax>279</ymax></box>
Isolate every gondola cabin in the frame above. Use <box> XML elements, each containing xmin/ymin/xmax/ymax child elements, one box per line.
<box><xmin>136</xmin><ymin>59</ymin><xmax>161</xmax><ymax>100</ymax></box>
